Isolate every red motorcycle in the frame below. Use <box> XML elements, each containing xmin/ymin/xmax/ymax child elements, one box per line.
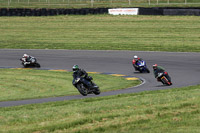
<box><xmin>156</xmin><ymin>72</ymin><xmax>172</xmax><ymax>86</ymax></box>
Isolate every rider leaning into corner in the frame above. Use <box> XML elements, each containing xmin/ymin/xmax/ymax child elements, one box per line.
<box><xmin>72</xmin><ymin>65</ymin><xmax>98</xmax><ymax>89</ymax></box>
<box><xmin>21</xmin><ymin>54</ymin><xmax>33</xmax><ymax>65</ymax></box>
<box><xmin>132</xmin><ymin>55</ymin><xmax>143</xmax><ymax>70</ymax></box>
<box><xmin>153</xmin><ymin>64</ymin><xmax>172</xmax><ymax>84</ymax></box>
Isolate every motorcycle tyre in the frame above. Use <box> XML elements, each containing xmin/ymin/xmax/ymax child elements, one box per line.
<box><xmin>77</xmin><ymin>84</ymin><xmax>88</xmax><ymax>96</ymax></box>
<box><xmin>34</xmin><ymin>63</ymin><xmax>41</xmax><ymax>68</ymax></box>
<box><xmin>139</xmin><ymin>70</ymin><xmax>143</xmax><ymax>73</ymax></box>
<box><xmin>146</xmin><ymin>68</ymin><xmax>150</xmax><ymax>73</ymax></box>
<box><xmin>23</xmin><ymin>64</ymin><xmax>28</xmax><ymax>68</ymax></box>
<box><xmin>161</xmin><ymin>76</ymin><xmax>172</xmax><ymax>86</ymax></box>
<box><xmin>93</xmin><ymin>87</ymin><xmax>101</xmax><ymax>95</ymax></box>
<box><xmin>139</xmin><ymin>68</ymin><xmax>150</xmax><ymax>73</ymax></box>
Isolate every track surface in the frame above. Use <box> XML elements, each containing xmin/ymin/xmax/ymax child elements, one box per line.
<box><xmin>0</xmin><ymin>49</ymin><xmax>199</xmax><ymax>107</ymax></box>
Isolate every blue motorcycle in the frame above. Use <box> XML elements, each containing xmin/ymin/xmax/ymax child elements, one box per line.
<box><xmin>134</xmin><ymin>60</ymin><xmax>150</xmax><ymax>73</ymax></box>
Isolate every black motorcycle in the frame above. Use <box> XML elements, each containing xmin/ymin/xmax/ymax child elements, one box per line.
<box><xmin>156</xmin><ymin>72</ymin><xmax>172</xmax><ymax>86</ymax></box>
<box><xmin>72</xmin><ymin>76</ymin><xmax>100</xmax><ymax>96</ymax></box>
<box><xmin>20</xmin><ymin>57</ymin><xmax>40</xmax><ymax>68</ymax></box>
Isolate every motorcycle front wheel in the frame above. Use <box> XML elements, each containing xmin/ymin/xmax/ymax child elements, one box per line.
<box><xmin>77</xmin><ymin>84</ymin><xmax>88</xmax><ymax>96</ymax></box>
<box><xmin>22</xmin><ymin>63</ymin><xmax>28</xmax><ymax>68</ymax></box>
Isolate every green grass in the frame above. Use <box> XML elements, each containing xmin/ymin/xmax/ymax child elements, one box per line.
<box><xmin>0</xmin><ymin>85</ymin><xmax>199</xmax><ymax>133</ymax></box>
<box><xmin>0</xmin><ymin>0</ymin><xmax>200</xmax><ymax>8</ymax></box>
<box><xmin>0</xmin><ymin>15</ymin><xmax>199</xmax><ymax>52</ymax></box>
<box><xmin>0</xmin><ymin>69</ymin><xmax>140</xmax><ymax>101</ymax></box>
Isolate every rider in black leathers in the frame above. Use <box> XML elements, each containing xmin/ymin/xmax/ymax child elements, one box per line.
<box><xmin>153</xmin><ymin>64</ymin><xmax>171</xmax><ymax>83</ymax></box>
<box><xmin>72</xmin><ymin>65</ymin><xmax>94</xmax><ymax>89</ymax></box>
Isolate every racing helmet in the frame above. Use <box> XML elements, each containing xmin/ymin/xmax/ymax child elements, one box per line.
<box><xmin>134</xmin><ymin>55</ymin><xmax>138</xmax><ymax>60</ymax></box>
<box><xmin>23</xmin><ymin>54</ymin><xmax>29</xmax><ymax>58</ymax></box>
<box><xmin>72</xmin><ymin>65</ymin><xmax>79</xmax><ymax>72</ymax></box>
<box><xmin>153</xmin><ymin>64</ymin><xmax>158</xmax><ymax>69</ymax></box>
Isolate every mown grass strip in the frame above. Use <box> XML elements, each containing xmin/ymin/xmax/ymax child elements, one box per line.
<box><xmin>0</xmin><ymin>85</ymin><xmax>199</xmax><ymax>133</ymax></box>
<box><xmin>0</xmin><ymin>68</ymin><xmax>140</xmax><ymax>101</ymax></box>
<box><xmin>0</xmin><ymin>15</ymin><xmax>199</xmax><ymax>52</ymax></box>
<box><xmin>0</xmin><ymin>0</ymin><xmax>200</xmax><ymax>8</ymax></box>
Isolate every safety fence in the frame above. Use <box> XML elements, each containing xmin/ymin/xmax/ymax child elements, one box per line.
<box><xmin>1</xmin><ymin>7</ymin><xmax>200</xmax><ymax>16</ymax></box>
<box><xmin>0</xmin><ymin>0</ymin><xmax>200</xmax><ymax>8</ymax></box>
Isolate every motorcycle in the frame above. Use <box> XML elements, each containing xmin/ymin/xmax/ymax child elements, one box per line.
<box><xmin>133</xmin><ymin>60</ymin><xmax>150</xmax><ymax>73</ymax></box>
<box><xmin>156</xmin><ymin>72</ymin><xmax>172</xmax><ymax>86</ymax></box>
<box><xmin>20</xmin><ymin>57</ymin><xmax>41</xmax><ymax>68</ymax></box>
<box><xmin>72</xmin><ymin>76</ymin><xmax>100</xmax><ymax>96</ymax></box>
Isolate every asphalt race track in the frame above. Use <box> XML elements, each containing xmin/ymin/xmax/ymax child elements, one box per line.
<box><xmin>0</xmin><ymin>49</ymin><xmax>199</xmax><ymax>107</ymax></box>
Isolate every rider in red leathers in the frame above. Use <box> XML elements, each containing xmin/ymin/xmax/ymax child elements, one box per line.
<box><xmin>132</xmin><ymin>55</ymin><xmax>143</xmax><ymax>71</ymax></box>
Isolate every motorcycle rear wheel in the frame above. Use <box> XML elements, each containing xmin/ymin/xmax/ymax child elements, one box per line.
<box><xmin>161</xmin><ymin>76</ymin><xmax>171</xmax><ymax>86</ymax></box>
<box><xmin>34</xmin><ymin>63</ymin><xmax>41</xmax><ymax>68</ymax></box>
<box><xmin>93</xmin><ymin>88</ymin><xmax>101</xmax><ymax>95</ymax></box>
<box><xmin>146</xmin><ymin>68</ymin><xmax>150</xmax><ymax>73</ymax></box>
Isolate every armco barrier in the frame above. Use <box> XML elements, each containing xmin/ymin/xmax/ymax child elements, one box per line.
<box><xmin>0</xmin><ymin>8</ymin><xmax>109</xmax><ymax>16</ymax></box>
<box><xmin>139</xmin><ymin>7</ymin><xmax>164</xmax><ymax>15</ymax></box>
<box><xmin>0</xmin><ymin>7</ymin><xmax>200</xmax><ymax>16</ymax></box>
<box><xmin>163</xmin><ymin>9</ymin><xmax>200</xmax><ymax>16</ymax></box>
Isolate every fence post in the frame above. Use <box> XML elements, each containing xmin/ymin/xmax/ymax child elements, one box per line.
<box><xmin>129</xmin><ymin>0</ymin><xmax>131</xmax><ymax>5</ymax></box>
<box><xmin>148</xmin><ymin>0</ymin><xmax>150</xmax><ymax>5</ymax></box>
<box><xmin>185</xmin><ymin>0</ymin><xmax>187</xmax><ymax>4</ymax></box>
<box><xmin>91</xmin><ymin>0</ymin><xmax>94</xmax><ymax>7</ymax></box>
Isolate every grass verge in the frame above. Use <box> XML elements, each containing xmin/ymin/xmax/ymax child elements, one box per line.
<box><xmin>0</xmin><ymin>85</ymin><xmax>199</xmax><ymax>132</ymax></box>
<box><xmin>0</xmin><ymin>0</ymin><xmax>200</xmax><ymax>8</ymax></box>
<box><xmin>0</xmin><ymin>68</ymin><xmax>140</xmax><ymax>101</ymax></box>
<box><xmin>0</xmin><ymin>15</ymin><xmax>200</xmax><ymax>52</ymax></box>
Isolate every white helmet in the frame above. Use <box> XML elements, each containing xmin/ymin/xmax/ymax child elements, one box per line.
<box><xmin>23</xmin><ymin>54</ymin><xmax>29</xmax><ymax>58</ymax></box>
<box><xmin>134</xmin><ymin>55</ymin><xmax>138</xmax><ymax>59</ymax></box>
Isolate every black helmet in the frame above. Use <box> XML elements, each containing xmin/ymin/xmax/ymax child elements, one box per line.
<box><xmin>72</xmin><ymin>65</ymin><xmax>79</xmax><ymax>72</ymax></box>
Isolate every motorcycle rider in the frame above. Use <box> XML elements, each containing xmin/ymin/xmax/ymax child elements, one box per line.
<box><xmin>132</xmin><ymin>55</ymin><xmax>143</xmax><ymax>71</ymax></box>
<box><xmin>72</xmin><ymin>65</ymin><xmax>97</xmax><ymax>89</ymax></box>
<box><xmin>153</xmin><ymin>64</ymin><xmax>172</xmax><ymax>84</ymax></box>
<box><xmin>21</xmin><ymin>54</ymin><xmax>33</xmax><ymax>65</ymax></box>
